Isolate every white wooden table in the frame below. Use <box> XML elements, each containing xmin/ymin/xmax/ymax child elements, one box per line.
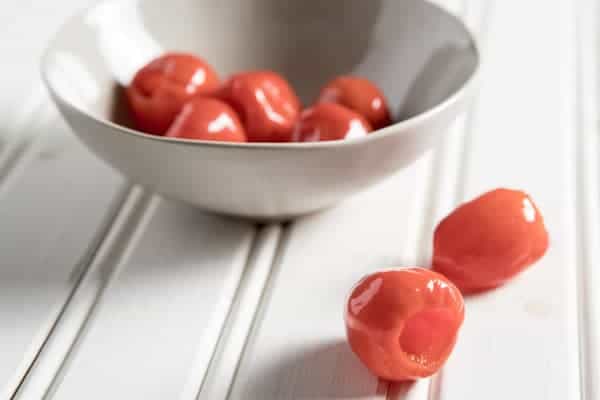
<box><xmin>1</xmin><ymin>0</ymin><xmax>598</xmax><ymax>399</ymax></box>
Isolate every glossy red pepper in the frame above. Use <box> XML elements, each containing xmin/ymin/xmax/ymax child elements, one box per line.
<box><xmin>432</xmin><ymin>188</ymin><xmax>549</xmax><ymax>294</ymax></box>
<box><xmin>293</xmin><ymin>103</ymin><xmax>372</xmax><ymax>142</ymax></box>
<box><xmin>345</xmin><ymin>268</ymin><xmax>464</xmax><ymax>381</ymax></box>
<box><xmin>166</xmin><ymin>98</ymin><xmax>246</xmax><ymax>142</ymax></box>
<box><xmin>217</xmin><ymin>71</ymin><xmax>301</xmax><ymax>142</ymax></box>
<box><xmin>317</xmin><ymin>75</ymin><xmax>392</xmax><ymax>130</ymax></box>
<box><xmin>126</xmin><ymin>53</ymin><xmax>220</xmax><ymax>135</ymax></box>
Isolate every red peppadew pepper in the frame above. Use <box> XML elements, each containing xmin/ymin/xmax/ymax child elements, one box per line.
<box><xmin>432</xmin><ymin>188</ymin><xmax>549</xmax><ymax>294</ymax></box>
<box><xmin>317</xmin><ymin>75</ymin><xmax>392</xmax><ymax>130</ymax></box>
<box><xmin>166</xmin><ymin>98</ymin><xmax>246</xmax><ymax>142</ymax></box>
<box><xmin>217</xmin><ymin>71</ymin><xmax>301</xmax><ymax>142</ymax></box>
<box><xmin>293</xmin><ymin>103</ymin><xmax>372</xmax><ymax>142</ymax></box>
<box><xmin>345</xmin><ymin>267</ymin><xmax>464</xmax><ymax>381</ymax></box>
<box><xmin>126</xmin><ymin>53</ymin><xmax>220</xmax><ymax>135</ymax></box>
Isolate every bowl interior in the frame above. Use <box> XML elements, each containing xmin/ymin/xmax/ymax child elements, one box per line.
<box><xmin>43</xmin><ymin>0</ymin><xmax>478</xmax><ymax>129</ymax></box>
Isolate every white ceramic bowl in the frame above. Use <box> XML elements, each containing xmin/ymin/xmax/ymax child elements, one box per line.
<box><xmin>42</xmin><ymin>0</ymin><xmax>479</xmax><ymax>220</ymax></box>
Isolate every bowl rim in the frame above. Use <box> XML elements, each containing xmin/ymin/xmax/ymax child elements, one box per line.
<box><xmin>41</xmin><ymin>0</ymin><xmax>480</xmax><ymax>151</ymax></box>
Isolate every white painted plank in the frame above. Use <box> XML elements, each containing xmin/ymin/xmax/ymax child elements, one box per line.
<box><xmin>408</xmin><ymin>0</ymin><xmax>467</xmax><ymax>268</ymax></box>
<box><xmin>227</xmin><ymin>154</ymin><xmax>437</xmax><ymax>400</ymax></box>
<box><xmin>0</xmin><ymin>0</ymin><xmax>89</xmax><ymax>175</ymax></box>
<box><xmin>428</xmin><ymin>0</ymin><xmax>463</xmax><ymax>16</ymax></box>
<box><xmin>196</xmin><ymin>225</ymin><xmax>282</xmax><ymax>400</ymax></box>
<box><xmin>13</xmin><ymin>187</ymin><xmax>152</xmax><ymax>400</ymax></box>
<box><xmin>0</xmin><ymin>115</ymin><xmax>126</xmax><ymax>397</ymax></box>
<box><xmin>39</xmin><ymin>198</ymin><xmax>257</xmax><ymax>400</ymax></box>
<box><xmin>436</xmin><ymin>0</ymin><xmax>581</xmax><ymax>399</ymax></box>
<box><xmin>0</xmin><ymin>0</ymin><xmax>90</xmax><ymax>134</ymax></box>
<box><xmin>388</xmin><ymin>379</ymin><xmax>431</xmax><ymax>400</ymax></box>
<box><xmin>0</xmin><ymin>2</ymin><xmax>137</xmax><ymax>397</ymax></box>
<box><xmin>390</xmin><ymin>0</ymin><xmax>469</xmax><ymax>398</ymax></box>
<box><xmin>0</xmin><ymin>86</ymin><xmax>48</xmax><ymax>173</ymax></box>
<box><xmin>575</xmin><ymin>0</ymin><xmax>600</xmax><ymax>398</ymax></box>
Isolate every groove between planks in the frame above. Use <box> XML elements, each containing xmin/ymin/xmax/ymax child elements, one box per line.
<box><xmin>0</xmin><ymin>84</ymin><xmax>47</xmax><ymax>156</ymax></box>
<box><xmin>195</xmin><ymin>224</ymin><xmax>287</xmax><ymax>400</ymax></box>
<box><xmin>175</xmin><ymin>224</ymin><xmax>279</xmax><ymax>400</ymax></box>
<box><xmin>386</xmin><ymin>0</ymin><xmax>491</xmax><ymax>398</ymax></box>
<box><xmin>5</xmin><ymin>90</ymin><xmax>285</xmax><ymax>400</ymax></box>
<box><xmin>2</xmin><ymin>71</ymin><xmax>280</xmax><ymax>400</ymax></box>
<box><xmin>14</xmin><ymin>192</ymin><xmax>285</xmax><ymax>400</ymax></box>
<box><xmin>424</xmin><ymin>1</ymin><xmax>493</xmax><ymax>399</ymax></box>
<box><xmin>434</xmin><ymin>0</ymin><xmax>579</xmax><ymax>398</ymax></box>
<box><xmin>6</xmin><ymin>185</ymin><xmax>131</xmax><ymax>400</ymax></box>
<box><xmin>0</xmin><ymin>88</ymin><xmax>128</xmax><ymax>398</ymax></box>
<box><xmin>12</xmin><ymin>187</ymin><xmax>155</xmax><ymax>399</ymax></box>
<box><xmin>452</xmin><ymin>0</ymin><xmax>494</xmax><ymax>204</ymax></box>
<box><xmin>0</xmin><ymin>96</ymin><xmax>55</xmax><ymax>196</ymax></box>
<box><xmin>0</xmin><ymin>99</ymin><xmax>58</xmax><ymax>398</ymax></box>
<box><xmin>575</xmin><ymin>0</ymin><xmax>600</xmax><ymax>398</ymax></box>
